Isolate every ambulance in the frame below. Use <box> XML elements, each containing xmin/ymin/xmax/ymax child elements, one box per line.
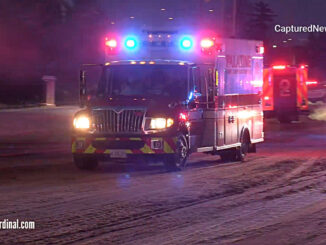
<box><xmin>72</xmin><ymin>30</ymin><xmax>264</xmax><ymax>171</ymax></box>
<box><xmin>263</xmin><ymin>65</ymin><xmax>308</xmax><ymax>122</ymax></box>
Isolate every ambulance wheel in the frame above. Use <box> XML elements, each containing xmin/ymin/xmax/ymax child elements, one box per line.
<box><xmin>164</xmin><ymin>134</ymin><xmax>188</xmax><ymax>171</ymax></box>
<box><xmin>236</xmin><ymin>131</ymin><xmax>250</xmax><ymax>162</ymax></box>
<box><xmin>73</xmin><ymin>155</ymin><xmax>98</xmax><ymax>170</ymax></box>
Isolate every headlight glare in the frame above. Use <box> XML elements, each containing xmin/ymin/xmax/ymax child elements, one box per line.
<box><xmin>73</xmin><ymin>116</ymin><xmax>90</xmax><ymax>129</ymax></box>
<box><xmin>167</xmin><ymin>118</ymin><xmax>174</xmax><ymax>127</ymax></box>
<box><xmin>150</xmin><ymin>118</ymin><xmax>174</xmax><ymax>129</ymax></box>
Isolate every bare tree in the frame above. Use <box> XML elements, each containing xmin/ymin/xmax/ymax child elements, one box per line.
<box><xmin>247</xmin><ymin>1</ymin><xmax>276</xmax><ymax>41</ymax></box>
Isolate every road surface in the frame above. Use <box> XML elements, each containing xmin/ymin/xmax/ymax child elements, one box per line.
<box><xmin>0</xmin><ymin>106</ymin><xmax>326</xmax><ymax>244</ymax></box>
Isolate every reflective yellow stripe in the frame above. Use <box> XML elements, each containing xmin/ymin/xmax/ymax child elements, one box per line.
<box><xmin>125</xmin><ymin>149</ymin><xmax>133</xmax><ymax>154</ymax></box>
<box><xmin>84</xmin><ymin>145</ymin><xmax>96</xmax><ymax>153</ymax></box>
<box><xmin>216</xmin><ymin>70</ymin><xmax>219</xmax><ymax>86</ymax></box>
<box><xmin>104</xmin><ymin>149</ymin><xmax>110</xmax><ymax>154</ymax></box>
<box><xmin>130</xmin><ymin>137</ymin><xmax>141</xmax><ymax>141</ymax></box>
<box><xmin>76</xmin><ymin>137</ymin><xmax>86</xmax><ymax>141</ymax></box>
<box><xmin>141</xmin><ymin>144</ymin><xmax>154</xmax><ymax>153</ymax></box>
<box><xmin>95</xmin><ymin>137</ymin><xmax>106</xmax><ymax>141</ymax></box>
<box><xmin>71</xmin><ymin>142</ymin><xmax>76</xmax><ymax>153</ymax></box>
<box><xmin>164</xmin><ymin>141</ymin><xmax>174</xmax><ymax>153</ymax></box>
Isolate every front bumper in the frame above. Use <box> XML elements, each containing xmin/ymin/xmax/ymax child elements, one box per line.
<box><xmin>71</xmin><ymin>135</ymin><xmax>177</xmax><ymax>156</ymax></box>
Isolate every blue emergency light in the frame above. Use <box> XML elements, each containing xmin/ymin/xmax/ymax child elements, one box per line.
<box><xmin>180</xmin><ymin>37</ymin><xmax>193</xmax><ymax>50</ymax></box>
<box><xmin>125</xmin><ymin>37</ymin><xmax>137</xmax><ymax>50</ymax></box>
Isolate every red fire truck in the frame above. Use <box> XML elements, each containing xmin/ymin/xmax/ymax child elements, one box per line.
<box><xmin>72</xmin><ymin>31</ymin><xmax>264</xmax><ymax>171</ymax></box>
<box><xmin>263</xmin><ymin>65</ymin><xmax>308</xmax><ymax>122</ymax></box>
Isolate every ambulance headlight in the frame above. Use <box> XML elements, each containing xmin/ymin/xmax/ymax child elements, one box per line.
<box><xmin>150</xmin><ymin>118</ymin><xmax>174</xmax><ymax>129</ymax></box>
<box><xmin>73</xmin><ymin>115</ymin><xmax>90</xmax><ymax>129</ymax></box>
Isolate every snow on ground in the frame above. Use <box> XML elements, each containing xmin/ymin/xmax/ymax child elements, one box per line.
<box><xmin>0</xmin><ymin>107</ymin><xmax>326</xmax><ymax>244</ymax></box>
<box><xmin>309</xmin><ymin>103</ymin><xmax>326</xmax><ymax>121</ymax></box>
<box><xmin>0</xmin><ymin>106</ymin><xmax>79</xmax><ymax>156</ymax></box>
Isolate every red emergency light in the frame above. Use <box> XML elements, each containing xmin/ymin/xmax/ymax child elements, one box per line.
<box><xmin>200</xmin><ymin>39</ymin><xmax>214</xmax><ymax>48</ymax></box>
<box><xmin>200</xmin><ymin>38</ymin><xmax>216</xmax><ymax>55</ymax></box>
<box><xmin>272</xmin><ymin>65</ymin><xmax>286</xmax><ymax>70</ymax></box>
<box><xmin>306</xmin><ymin>80</ymin><xmax>318</xmax><ymax>86</ymax></box>
<box><xmin>300</xmin><ymin>64</ymin><xmax>309</xmax><ymax>69</ymax></box>
<box><xmin>105</xmin><ymin>37</ymin><xmax>118</xmax><ymax>48</ymax></box>
<box><xmin>179</xmin><ymin>112</ymin><xmax>188</xmax><ymax>121</ymax></box>
<box><xmin>105</xmin><ymin>37</ymin><xmax>119</xmax><ymax>54</ymax></box>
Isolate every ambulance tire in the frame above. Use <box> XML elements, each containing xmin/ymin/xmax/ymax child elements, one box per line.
<box><xmin>74</xmin><ymin>155</ymin><xmax>98</xmax><ymax>170</ymax></box>
<box><xmin>164</xmin><ymin>134</ymin><xmax>188</xmax><ymax>171</ymax></box>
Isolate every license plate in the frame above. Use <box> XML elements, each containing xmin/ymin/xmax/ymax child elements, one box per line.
<box><xmin>110</xmin><ymin>150</ymin><xmax>127</xmax><ymax>158</ymax></box>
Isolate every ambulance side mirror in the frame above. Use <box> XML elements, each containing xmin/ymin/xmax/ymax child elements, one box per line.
<box><xmin>79</xmin><ymin>70</ymin><xmax>87</xmax><ymax>107</ymax></box>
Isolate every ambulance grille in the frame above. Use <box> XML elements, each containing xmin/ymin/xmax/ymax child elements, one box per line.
<box><xmin>92</xmin><ymin>109</ymin><xmax>145</xmax><ymax>134</ymax></box>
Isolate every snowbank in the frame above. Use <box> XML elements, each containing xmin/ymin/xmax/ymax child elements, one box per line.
<box><xmin>309</xmin><ymin>104</ymin><xmax>326</xmax><ymax>121</ymax></box>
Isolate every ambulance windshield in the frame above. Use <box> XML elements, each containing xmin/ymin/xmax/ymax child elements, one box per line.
<box><xmin>98</xmin><ymin>64</ymin><xmax>188</xmax><ymax>99</ymax></box>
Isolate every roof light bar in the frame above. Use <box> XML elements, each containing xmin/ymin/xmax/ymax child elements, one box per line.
<box><xmin>272</xmin><ymin>65</ymin><xmax>286</xmax><ymax>70</ymax></box>
<box><xmin>306</xmin><ymin>80</ymin><xmax>318</xmax><ymax>85</ymax></box>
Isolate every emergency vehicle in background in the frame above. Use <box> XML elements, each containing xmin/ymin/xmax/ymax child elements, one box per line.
<box><xmin>262</xmin><ymin>65</ymin><xmax>308</xmax><ymax>123</ymax></box>
<box><xmin>71</xmin><ymin>30</ymin><xmax>264</xmax><ymax>171</ymax></box>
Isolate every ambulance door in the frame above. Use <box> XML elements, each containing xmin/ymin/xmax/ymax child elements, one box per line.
<box><xmin>188</xmin><ymin>66</ymin><xmax>204</xmax><ymax>151</ymax></box>
<box><xmin>215</xmin><ymin>66</ymin><xmax>225</xmax><ymax>147</ymax></box>
<box><xmin>224</xmin><ymin>94</ymin><xmax>239</xmax><ymax>145</ymax></box>
<box><xmin>200</xmin><ymin>67</ymin><xmax>217</xmax><ymax>148</ymax></box>
<box><xmin>263</xmin><ymin>69</ymin><xmax>274</xmax><ymax>111</ymax></box>
<box><xmin>274</xmin><ymin>71</ymin><xmax>297</xmax><ymax>115</ymax></box>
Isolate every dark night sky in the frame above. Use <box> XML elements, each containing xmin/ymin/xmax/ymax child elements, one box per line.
<box><xmin>249</xmin><ymin>0</ymin><xmax>326</xmax><ymax>45</ymax></box>
<box><xmin>264</xmin><ymin>0</ymin><xmax>326</xmax><ymax>36</ymax></box>
<box><xmin>103</xmin><ymin>0</ymin><xmax>326</xmax><ymax>41</ymax></box>
<box><xmin>266</xmin><ymin>0</ymin><xmax>326</xmax><ymax>26</ymax></box>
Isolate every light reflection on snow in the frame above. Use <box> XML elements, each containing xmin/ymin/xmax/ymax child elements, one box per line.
<box><xmin>116</xmin><ymin>173</ymin><xmax>131</xmax><ymax>188</ymax></box>
<box><xmin>170</xmin><ymin>173</ymin><xmax>184</xmax><ymax>188</ymax></box>
<box><xmin>309</xmin><ymin>104</ymin><xmax>326</xmax><ymax>121</ymax></box>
